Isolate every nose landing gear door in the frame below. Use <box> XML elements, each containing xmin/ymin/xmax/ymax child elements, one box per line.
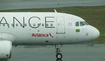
<box><xmin>56</xmin><ymin>17</ymin><xmax>65</xmax><ymax>34</ymax></box>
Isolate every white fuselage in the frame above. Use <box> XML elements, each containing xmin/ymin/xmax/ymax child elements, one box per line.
<box><xmin>0</xmin><ymin>12</ymin><xmax>100</xmax><ymax>45</ymax></box>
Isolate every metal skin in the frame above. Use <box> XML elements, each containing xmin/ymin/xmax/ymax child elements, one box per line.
<box><xmin>0</xmin><ymin>12</ymin><xmax>100</xmax><ymax>59</ymax></box>
<box><xmin>0</xmin><ymin>12</ymin><xmax>100</xmax><ymax>45</ymax></box>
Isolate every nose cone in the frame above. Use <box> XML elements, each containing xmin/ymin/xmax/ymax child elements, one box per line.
<box><xmin>92</xmin><ymin>27</ymin><xmax>100</xmax><ymax>40</ymax></box>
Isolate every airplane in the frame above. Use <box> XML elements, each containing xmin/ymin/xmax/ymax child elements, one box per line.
<box><xmin>0</xmin><ymin>10</ymin><xmax>100</xmax><ymax>60</ymax></box>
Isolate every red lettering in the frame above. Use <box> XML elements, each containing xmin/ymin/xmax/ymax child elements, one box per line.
<box><xmin>39</xmin><ymin>34</ymin><xmax>42</xmax><ymax>37</ymax></box>
<box><xmin>32</xmin><ymin>33</ymin><xmax>34</xmax><ymax>37</ymax></box>
<box><xmin>46</xmin><ymin>34</ymin><xmax>49</xmax><ymax>37</ymax></box>
<box><xmin>31</xmin><ymin>33</ymin><xmax>53</xmax><ymax>38</ymax></box>
<box><xmin>49</xmin><ymin>33</ymin><xmax>53</xmax><ymax>38</ymax></box>
<box><xmin>42</xmin><ymin>34</ymin><xmax>45</xmax><ymax>37</ymax></box>
<box><xmin>31</xmin><ymin>33</ymin><xmax>37</xmax><ymax>37</ymax></box>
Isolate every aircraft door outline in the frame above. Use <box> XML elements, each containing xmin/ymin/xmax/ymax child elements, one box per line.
<box><xmin>56</xmin><ymin>17</ymin><xmax>65</xmax><ymax>34</ymax></box>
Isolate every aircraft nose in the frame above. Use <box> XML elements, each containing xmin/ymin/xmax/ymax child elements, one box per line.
<box><xmin>92</xmin><ymin>27</ymin><xmax>100</xmax><ymax>40</ymax></box>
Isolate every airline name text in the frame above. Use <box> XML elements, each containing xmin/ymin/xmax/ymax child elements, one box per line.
<box><xmin>0</xmin><ymin>16</ymin><xmax>55</xmax><ymax>28</ymax></box>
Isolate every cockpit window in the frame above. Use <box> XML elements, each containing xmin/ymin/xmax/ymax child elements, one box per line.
<box><xmin>75</xmin><ymin>21</ymin><xmax>89</xmax><ymax>27</ymax></box>
<box><xmin>80</xmin><ymin>22</ymin><xmax>85</xmax><ymax>26</ymax></box>
<box><xmin>83</xmin><ymin>21</ymin><xmax>89</xmax><ymax>25</ymax></box>
<box><xmin>75</xmin><ymin>22</ymin><xmax>79</xmax><ymax>26</ymax></box>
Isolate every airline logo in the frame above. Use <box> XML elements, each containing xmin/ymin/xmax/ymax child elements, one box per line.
<box><xmin>31</xmin><ymin>33</ymin><xmax>54</xmax><ymax>38</ymax></box>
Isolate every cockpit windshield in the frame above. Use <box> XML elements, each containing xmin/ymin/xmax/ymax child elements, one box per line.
<box><xmin>80</xmin><ymin>22</ymin><xmax>85</xmax><ymax>26</ymax></box>
<box><xmin>75</xmin><ymin>21</ymin><xmax>89</xmax><ymax>26</ymax></box>
<box><xmin>83</xmin><ymin>21</ymin><xmax>89</xmax><ymax>25</ymax></box>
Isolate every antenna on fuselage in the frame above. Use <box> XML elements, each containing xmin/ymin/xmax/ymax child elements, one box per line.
<box><xmin>54</xmin><ymin>9</ymin><xmax>57</xmax><ymax>13</ymax></box>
